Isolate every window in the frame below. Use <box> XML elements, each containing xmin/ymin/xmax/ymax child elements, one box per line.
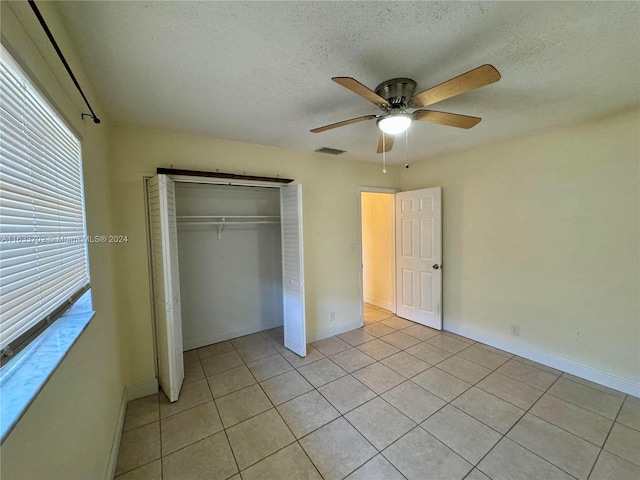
<box><xmin>0</xmin><ymin>46</ymin><xmax>91</xmax><ymax>365</ymax></box>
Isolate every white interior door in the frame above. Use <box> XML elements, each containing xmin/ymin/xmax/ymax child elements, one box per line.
<box><xmin>395</xmin><ymin>187</ymin><xmax>442</xmax><ymax>329</ymax></box>
<box><xmin>148</xmin><ymin>174</ymin><xmax>184</xmax><ymax>401</ymax></box>
<box><xmin>280</xmin><ymin>184</ymin><xmax>307</xmax><ymax>357</ymax></box>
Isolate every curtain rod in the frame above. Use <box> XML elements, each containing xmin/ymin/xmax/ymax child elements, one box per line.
<box><xmin>27</xmin><ymin>0</ymin><xmax>101</xmax><ymax>124</ymax></box>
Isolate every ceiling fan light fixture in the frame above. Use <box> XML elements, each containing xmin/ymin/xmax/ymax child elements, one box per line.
<box><xmin>377</xmin><ymin>113</ymin><xmax>413</xmax><ymax>135</ymax></box>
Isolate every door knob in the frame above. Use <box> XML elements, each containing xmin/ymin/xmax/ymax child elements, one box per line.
<box><xmin>433</xmin><ymin>264</ymin><xmax>441</xmax><ymax>270</ymax></box>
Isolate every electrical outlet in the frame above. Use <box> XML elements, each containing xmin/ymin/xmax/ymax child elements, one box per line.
<box><xmin>330</xmin><ymin>311</ymin><xmax>336</xmax><ymax>322</ymax></box>
<box><xmin>511</xmin><ymin>324</ymin><xmax>520</xmax><ymax>336</ymax></box>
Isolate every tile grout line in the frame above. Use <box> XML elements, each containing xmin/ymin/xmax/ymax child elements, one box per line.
<box><xmin>207</xmin><ymin>338</ymin><xmax>312</xmax><ymax>477</ymax></box>
<box><xmin>193</xmin><ymin>339</ymin><xmax>293</xmax><ymax>476</ymax></box>
<box><xmin>374</xmin><ymin>359</ymin><xmax>485</xmax><ymax>477</ymax></box>
<box><xmin>383</xmin><ymin>354</ymin><xmax>562</xmax><ymax>477</ymax></box>
<box><xmin>559</xmin><ymin>371</ymin><xmax>628</xmax><ymax>399</ymax></box>
<box><xmin>475</xmin><ymin>374</ymin><xmax>582</xmax><ymax>480</ymax></box>
<box><xmin>340</xmin><ymin>395</ymin><xmax>404</xmax><ymax>452</ymax></box>
<box><xmin>202</xmin><ymin>357</ymin><xmax>243</xmax><ymax>479</ymax></box>
<box><xmin>537</xmin><ymin>387</ymin><xmax>623</xmax><ymax>423</ymax></box>
<box><xmin>585</xmin><ymin>393</ymin><xmax>627</xmax><ymax>479</ymax></box>
<box><xmin>237</xmin><ymin>343</ymin><xmax>325</xmax><ymax>478</ymax></box>
<box><xmin>120</xmin><ymin>316</ymin><xmax>636</xmax><ymax>479</ymax></box>
<box><xmin>151</xmin><ymin>385</ymin><xmax>230</xmax><ymax>473</ymax></box>
<box><xmin>291</xmin><ymin>324</ymin><xmax>417</xmax><ymax>478</ymax></box>
<box><xmin>117</xmin><ymin>400</ymin><xmax>164</xmax><ymax>476</ymax></box>
<box><xmin>383</xmin><ymin>422</ymin><xmax>474</xmax><ymax>476</ymax></box>
<box><xmin>557</xmin><ymin>371</ymin><xmax>628</xmax><ymax>400</ymax></box>
<box><xmin>524</xmin><ymin>409</ymin><xmax>609</xmax><ymax>450</ymax></box>
<box><xmin>364</xmin><ymin>325</ymin><xmax>627</xmax><ymax>478</ymax></box>
<box><xmin>310</xmin><ymin>320</ymin><xmax>525</xmax><ymax>466</ymax></box>
<box><xmin>473</xmin><ymin>371</ymin><xmax>547</xmax><ymax>411</ymax></box>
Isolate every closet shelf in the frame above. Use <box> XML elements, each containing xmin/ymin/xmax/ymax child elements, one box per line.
<box><xmin>177</xmin><ymin>215</ymin><xmax>280</xmax><ymax>225</ymax></box>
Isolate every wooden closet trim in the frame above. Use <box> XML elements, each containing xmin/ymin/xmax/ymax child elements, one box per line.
<box><xmin>157</xmin><ymin>168</ymin><xmax>293</xmax><ymax>184</ymax></box>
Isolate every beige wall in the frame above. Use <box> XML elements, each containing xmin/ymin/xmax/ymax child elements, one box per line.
<box><xmin>361</xmin><ymin>192</ymin><xmax>395</xmax><ymax>310</ymax></box>
<box><xmin>109</xmin><ymin>123</ymin><xmax>400</xmax><ymax>386</ymax></box>
<box><xmin>401</xmin><ymin>108</ymin><xmax>640</xmax><ymax>383</ymax></box>
<box><xmin>1</xmin><ymin>2</ymin><xmax>124</xmax><ymax>478</ymax></box>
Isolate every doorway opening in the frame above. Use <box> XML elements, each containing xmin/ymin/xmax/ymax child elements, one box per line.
<box><xmin>359</xmin><ymin>189</ymin><xmax>396</xmax><ymax>321</ymax></box>
<box><xmin>359</xmin><ymin>186</ymin><xmax>443</xmax><ymax>330</ymax></box>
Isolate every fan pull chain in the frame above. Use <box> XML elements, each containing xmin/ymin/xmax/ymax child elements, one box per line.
<box><xmin>382</xmin><ymin>134</ymin><xmax>387</xmax><ymax>174</ymax></box>
<box><xmin>405</xmin><ymin>130</ymin><xmax>409</xmax><ymax>167</ymax></box>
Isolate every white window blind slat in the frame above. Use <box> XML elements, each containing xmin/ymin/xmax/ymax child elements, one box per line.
<box><xmin>0</xmin><ymin>48</ymin><xmax>90</xmax><ymax>356</ymax></box>
<box><xmin>0</xmin><ymin>302</ymin><xmax>45</xmax><ymax>342</ymax></box>
<box><xmin>0</xmin><ymin>245</ymin><xmax>39</xmax><ymax>266</ymax></box>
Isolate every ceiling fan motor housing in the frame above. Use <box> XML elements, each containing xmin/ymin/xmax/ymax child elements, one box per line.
<box><xmin>375</xmin><ymin>78</ymin><xmax>417</xmax><ymax>109</ymax></box>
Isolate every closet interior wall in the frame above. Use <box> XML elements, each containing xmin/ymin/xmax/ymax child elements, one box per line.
<box><xmin>175</xmin><ymin>182</ymin><xmax>283</xmax><ymax>350</ymax></box>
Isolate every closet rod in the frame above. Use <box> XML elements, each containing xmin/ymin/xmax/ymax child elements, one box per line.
<box><xmin>178</xmin><ymin>221</ymin><xmax>280</xmax><ymax>226</ymax></box>
<box><xmin>177</xmin><ymin>215</ymin><xmax>280</xmax><ymax>220</ymax></box>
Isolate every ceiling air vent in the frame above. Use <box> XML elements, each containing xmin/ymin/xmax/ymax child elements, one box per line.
<box><xmin>315</xmin><ymin>147</ymin><xmax>345</xmax><ymax>155</ymax></box>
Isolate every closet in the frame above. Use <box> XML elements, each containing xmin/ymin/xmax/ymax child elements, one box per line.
<box><xmin>176</xmin><ymin>182</ymin><xmax>283</xmax><ymax>349</ymax></box>
<box><xmin>147</xmin><ymin>171</ymin><xmax>306</xmax><ymax>402</ymax></box>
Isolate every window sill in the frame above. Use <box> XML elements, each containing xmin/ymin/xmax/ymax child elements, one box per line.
<box><xmin>0</xmin><ymin>290</ymin><xmax>95</xmax><ymax>444</ymax></box>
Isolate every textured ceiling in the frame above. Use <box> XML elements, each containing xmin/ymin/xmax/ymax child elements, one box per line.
<box><xmin>54</xmin><ymin>1</ymin><xmax>640</xmax><ymax>165</ymax></box>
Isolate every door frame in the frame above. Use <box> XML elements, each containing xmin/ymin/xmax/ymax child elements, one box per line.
<box><xmin>357</xmin><ymin>186</ymin><xmax>398</xmax><ymax>326</ymax></box>
<box><xmin>143</xmin><ymin>176</ymin><xmax>160</xmax><ymax>381</ymax></box>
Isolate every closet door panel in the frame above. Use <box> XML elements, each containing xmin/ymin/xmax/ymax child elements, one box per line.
<box><xmin>148</xmin><ymin>174</ymin><xmax>184</xmax><ymax>402</ymax></box>
<box><xmin>280</xmin><ymin>184</ymin><xmax>306</xmax><ymax>357</ymax></box>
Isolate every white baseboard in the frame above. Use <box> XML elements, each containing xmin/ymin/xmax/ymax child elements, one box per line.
<box><xmin>307</xmin><ymin>319</ymin><xmax>363</xmax><ymax>344</ymax></box>
<box><xmin>105</xmin><ymin>389</ymin><xmax>127</xmax><ymax>480</ymax></box>
<box><xmin>363</xmin><ymin>296</ymin><xmax>394</xmax><ymax>312</ymax></box>
<box><xmin>183</xmin><ymin>322</ymin><xmax>283</xmax><ymax>351</ymax></box>
<box><xmin>105</xmin><ymin>380</ymin><xmax>159</xmax><ymax>480</ymax></box>
<box><xmin>445</xmin><ymin>320</ymin><xmax>640</xmax><ymax>397</ymax></box>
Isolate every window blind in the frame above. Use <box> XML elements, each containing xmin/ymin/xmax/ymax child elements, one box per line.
<box><xmin>0</xmin><ymin>48</ymin><xmax>90</xmax><ymax>361</ymax></box>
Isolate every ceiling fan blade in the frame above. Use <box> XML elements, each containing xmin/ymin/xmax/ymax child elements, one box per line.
<box><xmin>332</xmin><ymin>77</ymin><xmax>390</xmax><ymax>106</ymax></box>
<box><xmin>377</xmin><ymin>132</ymin><xmax>394</xmax><ymax>153</ymax></box>
<box><xmin>310</xmin><ymin>115</ymin><xmax>378</xmax><ymax>133</ymax></box>
<box><xmin>411</xmin><ymin>65</ymin><xmax>501</xmax><ymax>108</ymax></box>
<box><xmin>414</xmin><ymin>110</ymin><xmax>481</xmax><ymax>129</ymax></box>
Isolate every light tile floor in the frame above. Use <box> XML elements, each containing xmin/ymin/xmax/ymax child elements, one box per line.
<box><xmin>115</xmin><ymin>304</ymin><xmax>640</xmax><ymax>480</ymax></box>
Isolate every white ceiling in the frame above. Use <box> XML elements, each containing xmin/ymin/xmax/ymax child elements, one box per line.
<box><xmin>55</xmin><ymin>1</ymin><xmax>640</xmax><ymax>165</ymax></box>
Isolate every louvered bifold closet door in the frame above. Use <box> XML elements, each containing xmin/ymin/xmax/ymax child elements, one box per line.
<box><xmin>0</xmin><ymin>53</ymin><xmax>89</xmax><ymax>357</ymax></box>
<box><xmin>280</xmin><ymin>184</ymin><xmax>306</xmax><ymax>357</ymax></box>
<box><xmin>147</xmin><ymin>174</ymin><xmax>184</xmax><ymax>402</ymax></box>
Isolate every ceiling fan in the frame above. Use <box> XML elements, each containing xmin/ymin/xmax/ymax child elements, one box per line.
<box><xmin>311</xmin><ymin>65</ymin><xmax>501</xmax><ymax>153</ymax></box>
